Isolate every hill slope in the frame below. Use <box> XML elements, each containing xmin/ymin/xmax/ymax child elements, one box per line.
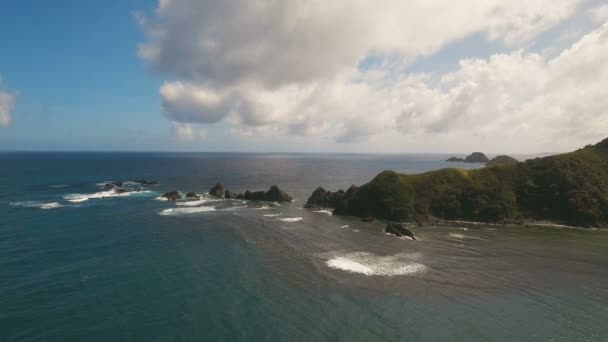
<box><xmin>306</xmin><ymin>138</ymin><xmax>608</xmax><ymax>228</ymax></box>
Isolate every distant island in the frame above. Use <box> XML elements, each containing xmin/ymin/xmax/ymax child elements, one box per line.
<box><xmin>306</xmin><ymin>138</ymin><xmax>608</xmax><ymax>228</ymax></box>
<box><xmin>446</xmin><ymin>152</ymin><xmax>490</xmax><ymax>163</ymax></box>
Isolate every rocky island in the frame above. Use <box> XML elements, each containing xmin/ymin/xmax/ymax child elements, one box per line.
<box><xmin>446</xmin><ymin>152</ymin><xmax>490</xmax><ymax>163</ymax></box>
<box><xmin>208</xmin><ymin>183</ymin><xmax>293</xmax><ymax>203</ymax></box>
<box><xmin>306</xmin><ymin>138</ymin><xmax>608</xmax><ymax>228</ymax></box>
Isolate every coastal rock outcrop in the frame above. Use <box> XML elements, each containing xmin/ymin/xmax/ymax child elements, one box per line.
<box><xmin>161</xmin><ymin>191</ymin><xmax>182</xmax><ymax>201</ymax></box>
<box><xmin>445</xmin><ymin>157</ymin><xmax>465</xmax><ymax>162</ymax></box>
<box><xmin>186</xmin><ymin>192</ymin><xmax>200</xmax><ymax>199</ymax></box>
<box><xmin>385</xmin><ymin>223</ymin><xmax>416</xmax><ymax>240</ymax></box>
<box><xmin>209</xmin><ymin>184</ymin><xmax>293</xmax><ymax>203</ymax></box>
<box><xmin>306</xmin><ymin>137</ymin><xmax>608</xmax><ymax>228</ymax></box>
<box><xmin>209</xmin><ymin>183</ymin><xmax>225</xmax><ymax>198</ymax></box>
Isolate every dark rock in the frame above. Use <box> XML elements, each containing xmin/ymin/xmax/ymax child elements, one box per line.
<box><xmin>362</xmin><ymin>217</ymin><xmax>375</xmax><ymax>222</ymax></box>
<box><xmin>162</xmin><ymin>191</ymin><xmax>182</xmax><ymax>201</ymax></box>
<box><xmin>385</xmin><ymin>223</ymin><xmax>417</xmax><ymax>240</ymax></box>
<box><xmin>266</xmin><ymin>185</ymin><xmax>293</xmax><ymax>202</ymax></box>
<box><xmin>103</xmin><ymin>183</ymin><xmax>115</xmax><ymax>191</ymax></box>
<box><xmin>111</xmin><ymin>181</ymin><xmax>124</xmax><ymax>187</ymax></box>
<box><xmin>305</xmin><ymin>187</ymin><xmax>346</xmax><ymax>208</ymax></box>
<box><xmin>245</xmin><ymin>190</ymin><xmax>267</xmax><ymax>201</ymax></box>
<box><xmin>186</xmin><ymin>192</ymin><xmax>200</xmax><ymax>199</ymax></box>
<box><xmin>207</xmin><ymin>183</ymin><xmax>293</xmax><ymax>203</ymax></box>
<box><xmin>446</xmin><ymin>157</ymin><xmax>465</xmax><ymax>162</ymax></box>
<box><xmin>224</xmin><ymin>190</ymin><xmax>237</xmax><ymax>199</ymax></box>
<box><xmin>209</xmin><ymin>183</ymin><xmax>225</xmax><ymax>198</ymax></box>
<box><xmin>114</xmin><ymin>188</ymin><xmax>128</xmax><ymax>194</ymax></box>
<box><xmin>464</xmin><ymin>152</ymin><xmax>490</xmax><ymax>163</ymax></box>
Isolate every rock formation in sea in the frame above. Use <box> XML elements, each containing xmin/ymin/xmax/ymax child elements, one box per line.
<box><xmin>446</xmin><ymin>152</ymin><xmax>490</xmax><ymax>163</ymax></box>
<box><xmin>385</xmin><ymin>223</ymin><xmax>417</xmax><ymax>240</ymax></box>
<box><xmin>209</xmin><ymin>184</ymin><xmax>293</xmax><ymax>203</ymax></box>
<box><xmin>185</xmin><ymin>192</ymin><xmax>200</xmax><ymax>199</ymax></box>
<box><xmin>209</xmin><ymin>183</ymin><xmax>225</xmax><ymax>198</ymax></box>
<box><xmin>306</xmin><ymin>137</ymin><xmax>608</xmax><ymax>228</ymax></box>
<box><xmin>161</xmin><ymin>191</ymin><xmax>182</xmax><ymax>201</ymax></box>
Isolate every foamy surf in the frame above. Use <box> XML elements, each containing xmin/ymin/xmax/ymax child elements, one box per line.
<box><xmin>279</xmin><ymin>217</ymin><xmax>303</xmax><ymax>222</ymax></box>
<box><xmin>449</xmin><ymin>233</ymin><xmax>465</xmax><ymax>239</ymax></box>
<box><xmin>40</xmin><ymin>202</ymin><xmax>62</xmax><ymax>209</ymax></box>
<box><xmin>263</xmin><ymin>213</ymin><xmax>281</xmax><ymax>217</ymax></box>
<box><xmin>325</xmin><ymin>252</ymin><xmax>427</xmax><ymax>277</ymax></box>
<box><xmin>176</xmin><ymin>198</ymin><xmax>220</xmax><ymax>206</ymax></box>
<box><xmin>10</xmin><ymin>201</ymin><xmax>63</xmax><ymax>209</ymax></box>
<box><xmin>49</xmin><ymin>185</ymin><xmax>68</xmax><ymax>188</ymax></box>
<box><xmin>64</xmin><ymin>190</ymin><xmax>153</xmax><ymax>203</ymax></box>
<box><xmin>313</xmin><ymin>209</ymin><xmax>333</xmax><ymax>215</ymax></box>
<box><xmin>340</xmin><ymin>225</ymin><xmax>350</xmax><ymax>229</ymax></box>
<box><xmin>159</xmin><ymin>206</ymin><xmax>216</xmax><ymax>216</ymax></box>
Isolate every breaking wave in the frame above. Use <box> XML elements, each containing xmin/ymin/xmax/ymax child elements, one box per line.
<box><xmin>64</xmin><ymin>189</ymin><xmax>153</xmax><ymax>203</ymax></box>
<box><xmin>279</xmin><ymin>217</ymin><xmax>303</xmax><ymax>222</ymax></box>
<box><xmin>10</xmin><ymin>201</ymin><xmax>63</xmax><ymax>209</ymax></box>
<box><xmin>159</xmin><ymin>206</ymin><xmax>217</xmax><ymax>216</ymax></box>
<box><xmin>325</xmin><ymin>252</ymin><xmax>427</xmax><ymax>277</ymax></box>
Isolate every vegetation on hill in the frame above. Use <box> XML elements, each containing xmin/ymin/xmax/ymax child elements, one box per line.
<box><xmin>306</xmin><ymin>138</ymin><xmax>608</xmax><ymax>228</ymax></box>
<box><xmin>487</xmin><ymin>155</ymin><xmax>519</xmax><ymax>165</ymax></box>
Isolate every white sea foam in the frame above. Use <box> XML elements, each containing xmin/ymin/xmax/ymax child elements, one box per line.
<box><xmin>340</xmin><ymin>225</ymin><xmax>350</xmax><ymax>229</ymax></box>
<box><xmin>325</xmin><ymin>252</ymin><xmax>427</xmax><ymax>277</ymax></box>
<box><xmin>40</xmin><ymin>202</ymin><xmax>62</xmax><ymax>209</ymax></box>
<box><xmin>263</xmin><ymin>213</ymin><xmax>282</xmax><ymax>217</ymax></box>
<box><xmin>64</xmin><ymin>190</ymin><xmax>153</xmax><ymax>203</ymax></box>
<box><xmin>279</xmin><ymin>217</ymin><xmax>303</xmax><ymax>222</ymax></box>
<box><xmin>449</xmin><ymin>233</ymin><xmax>465</xmax><ymax>239</ymax></box>
<box><xmin>314</xmin><ymin>209</ymin><xmax>333</xmax><ymax>215</ymax></box>
<box><xmin>49</xmin><ymin>184</ymin><xmax>68</xmax><ymax>188</ymax></box>
<box><xmin>10</xmin><ymin>201</ymin><xmax>63</xmax><ymax>209</ymax></box>
<box><xmin>176</xmin><ymin>198</ymin><xmax>220</xmax><ymax>206</ymax></box>
<box><xmin>159</xmin><ymin>206</ymin><xmax>216</xmax><ymax>215</ymax></box>
<box><xmin>256</xmin><ymin>205</ymin><xmax>273</xmax><ymax>210</ymax></box>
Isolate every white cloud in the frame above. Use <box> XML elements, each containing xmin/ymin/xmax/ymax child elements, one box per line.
<box><xmin>170</xmin><ymin>122</ymin><xmax>206</xmax><ymax>141</ymax></box>
<box><xmin>590</xmin><ymin>4</ymin><xmax>608</xmax><ymax>22</ymax></box>
<box><xmin>0</xmin><ymin>79</ymin><xmax>16</xmax><ymax>127</ymax></box>
<box><xmin>140</xmin><ymin>0</ymin><xmax>579</xmax><ymax>88</ymax></box>
<box><xmin>138</xmin><ymin>0</ymin><xmax>608</xmax><ymax>152</ymax></box>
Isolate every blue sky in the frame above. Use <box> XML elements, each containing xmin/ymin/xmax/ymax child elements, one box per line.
<box><xmin>0</xmin><ymin>0</ymin><xmax>171</xmax><ymax>151</ymax></box>
<box><xmin>1</xmin><ymin>0</ymin><xmax>607</xmax><ymax>153</ymax></box>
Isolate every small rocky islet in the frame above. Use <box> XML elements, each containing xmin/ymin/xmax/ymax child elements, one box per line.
<box><xmin>161</xmin><ymin>183</ymin><xmax>293</xmax><ymax>203</ymax></box>
<box><xmin>446</xmin><ymin>152</ymin><xmax>518</xmax><ymax>165</ymax></box>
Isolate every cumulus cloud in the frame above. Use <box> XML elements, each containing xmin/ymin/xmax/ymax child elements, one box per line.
<box><xmin>590</xmin><ymin>4</ymin><xmax>608</xmax><ymax>22</ymax></box>
<box><xmin>0</xmin><ymin>79</ymin><xmax>16</xmax><ymax>127</ymax></box>
<box><xmin>170</xmin><ymin>122</ymin><xmax>206</xmax><ymax>141</ymax></box>
<box><xmin>137</xmin><ymin>0</ymin><xmax>608</xmax><ymax>151</ymax></box>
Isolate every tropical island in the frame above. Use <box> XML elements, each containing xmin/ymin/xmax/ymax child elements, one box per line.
<box><xmin>306</xmin><ymin>137</ymin><xmax>608</xmax><ymax>228</ymax></box>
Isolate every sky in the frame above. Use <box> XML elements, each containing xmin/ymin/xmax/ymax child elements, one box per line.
<box><xmin>1</xmin><ymin>0</ymin><xmax>607</xmax><ymax>153</ymax></box>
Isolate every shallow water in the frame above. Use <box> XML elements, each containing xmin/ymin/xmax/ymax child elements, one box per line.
<box><xmin>1</xmin><ymin>152</ymin><xmax>607</xmax><ymax>341</ymax></box>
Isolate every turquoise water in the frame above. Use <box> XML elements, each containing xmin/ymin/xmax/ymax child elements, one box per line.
<box><xmin>1</xmin><ymin>152</ymin><xmax>608</xmax><ymax>341</ymax></box>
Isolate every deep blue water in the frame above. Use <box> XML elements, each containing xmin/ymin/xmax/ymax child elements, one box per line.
<box><xmin>1</xmin><ymin>152</ymin><xmax>608</xmax><ymax>341</ymax></box>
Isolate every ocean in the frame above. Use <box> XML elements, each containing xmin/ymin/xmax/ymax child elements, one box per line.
<box><xmin>1</xmin><ymin>152</ymin><xmax>607</xmax><ymax>341</ymax></box>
